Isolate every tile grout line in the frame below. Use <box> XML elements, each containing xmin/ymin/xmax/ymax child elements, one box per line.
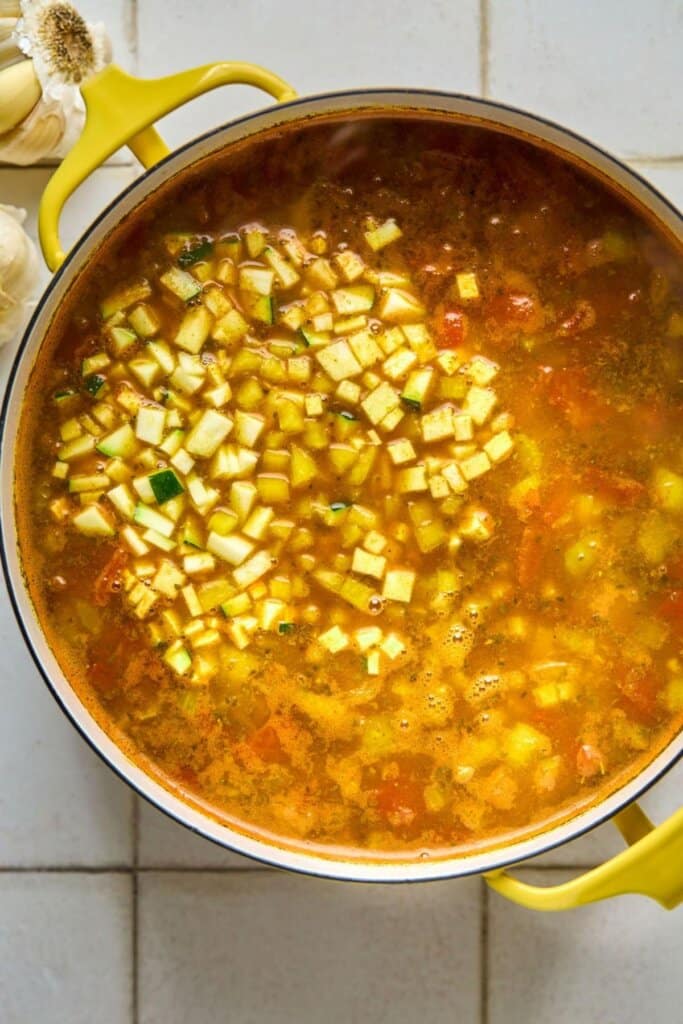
<box><xmin>479</xmin><ymin>878</ymin><xmax>489</xmax><ymax>1024</ymax></box>
<box><xmin>0</xmin><ymin>862</ymin><xmax>600</xmax><ymax>873</ymax></box>
<box><xmin>478</xmin><ymin>0</ymin><xmax>490</xmax><ymax>98</ymax></box>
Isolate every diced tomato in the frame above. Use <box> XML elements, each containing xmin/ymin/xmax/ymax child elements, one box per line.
<box><xmin>576</xmin><ymin>743</ymin><xmax>604</xmax><ymax>779</ymax></box>
<box><xmin>489</xmin><ymin>291</ymin><xmax>537</xmax><ymax>326</ymax></box>
<box><xmin>438</xmin><ymin>308</ymin><xmax>466</xmax><ymax>347</ymax></box>
<box><xmin>617</xmin><ymin>667</ymin><xmax>659</xmax><ymax>722</ymax></box>
<box><xmin>517</xmin><ymin>524</ymin><xmax>545</xmax><ymax>588</ymax></box>
<box><xmin>542</xmin><ymin>366</ymin><xmax>609</xmax><ymax>431</ymax></box>
<box><xmin>658</xmin><ymin>590</ymin><xmax>683</xmax><ymax>632</ymax></box>
<box><xmin>582</xmin><ymin>467</ymin><xmax>645</xmax><ymax>506</ymax></box>
<box><xmin>248</xmin><ymin>724</ymin><xmax>286</xmax><ymax>764</ymax></box>
<box><xmin>665</xmin><ymin>555</ymin><xmax>683</xmax><ymax>584</ymax></box>
<box><xmin>557</xmin><ymin>299</ymin><xmax>596</xmax><ymax>336</ymax></box>
<box><xmin>93</xmin><ymin>546</ymin><xmax>128</xmax><ymax>607</ymax></box>
<box><xmin>376</xmin><ymin>777</ymin><xmax>425</xmax><ymax>830</ymax></box>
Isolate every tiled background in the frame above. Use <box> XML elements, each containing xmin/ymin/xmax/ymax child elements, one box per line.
<box><xmin>1</xmin><ymin>2</ymin><xmax>682</xmax><ymax>1021</ymax></box>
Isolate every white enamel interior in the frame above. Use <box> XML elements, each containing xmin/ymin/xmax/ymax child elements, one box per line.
<box><xmin>2</xmin><ymin>88</ymin><xmax>681</xmax><ymax>882</ymax></box>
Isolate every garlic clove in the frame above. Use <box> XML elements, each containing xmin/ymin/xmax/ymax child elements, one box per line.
<box><xmin>17</xmin><ymin>1</ymin><xmax>111</xmax><ymax>87</ymax></box>
<box><xmin>0</xmin><ymin>203</ymin><xmax>39</xmax><ymax>348</ymax></box>
<box><xmin>0</xmin><ymin>89</ymin><xmax>64</xmax><ymax>164</ymax></box>
<box><xmin>0</xmin><ymin>57</ymin><xmax>40</xmax><ymax>133</ymax></box>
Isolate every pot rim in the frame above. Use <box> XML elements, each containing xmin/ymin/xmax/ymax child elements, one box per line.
<box><xmin>2</xmin><ymin>86</ymin><xmax>682</xmax><ymax>883</ymax></box>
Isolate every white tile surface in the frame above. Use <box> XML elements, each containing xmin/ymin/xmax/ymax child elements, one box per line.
<box><xmin>137</xmin><ymin>798</ymin><xmax>268</xmax><ymax>869</ymax></box>
<box><xmin>0</xmin><ymin>574</ymin><xmax>134</xmax><ymax>866</ymax></box>
<box><xmin>488</xmin><ymin>0</ymin><xmax>683</xmax><ymax>159</ymax></box>
<box><xmin>139</xmin><ymin>872</ymin><xmax>482</xmax><ymax>1024</ymax></box>
<box><xmin>631</xmin><ymin>161</ymin><xmax>683</xmax><ymax>210</ymax></box>
<box><xmin>0</xmin><ymin>873</ymin><xmax>132</xmax><ymax>1024</ymax></box>
<box><xmin>488</xmin><ymin>869</ymin><xmax>683</xmax><ymax>1024</ymax></box>
<box><xmin>0</xmin><ymin>165</ymin><xmax>140</xmax><ymax>867</ymax></box>
<box><xmin>0</xmin><ymin>4</ymin><xmax>682</xmax><ymax>1022</ymax></box>
<box><xmin>136</xmin><ymin>0</ymin><xmax>481</xmax><ymax>151</ymax></box>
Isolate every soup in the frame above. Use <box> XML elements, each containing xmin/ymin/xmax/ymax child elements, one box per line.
<box><xmin>16</xmin><ymin>114</ymin><xmax>683</xmax><ymax>858</ymax></box>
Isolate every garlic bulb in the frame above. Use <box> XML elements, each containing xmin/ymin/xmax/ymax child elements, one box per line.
<box><xmin>0</xmin><ymin>1</ymin><xmax>111</xmax><ymax>165</ymax></box>
<box><xmin>0</xmin><ymin>204</ymin><xmax>39</xmax><ymax>347</ymax></box>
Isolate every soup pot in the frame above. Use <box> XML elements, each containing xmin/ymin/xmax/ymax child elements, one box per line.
<box><xmin>1</xmin><ymin>60</ymin><xmax>682</xmax><ymax>911</ymax></box>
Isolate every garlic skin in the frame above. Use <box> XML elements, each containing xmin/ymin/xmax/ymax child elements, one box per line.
<box><xmin>0</xmin><ymin>204</ymin><xmax>39</xmax><ymax>347</ymax></box>
<box><xmin>0</xmin><ymin>1</ymin><xmax>112</xmax><ymax>165</ymax></box>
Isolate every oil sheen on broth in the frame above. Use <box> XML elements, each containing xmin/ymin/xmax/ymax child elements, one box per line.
<box><xmin>17</xmin><ymin>115</ymin><xmax>683</xmax><ymax>858</ymax></box>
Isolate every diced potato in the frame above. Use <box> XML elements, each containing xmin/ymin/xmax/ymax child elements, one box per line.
<box><xmin>466</xmin><ymin>355</ymin><xmax>498</xmax><ymax>386</ymax></box>
<box><xmin>361</xmin><ymin>382</ymin><xmax>400</xmax><ymax>425</ymax></box>
<box><xmin>483</xmin><ymin>430</ymin><xmax>514</xmax><ymax>464</ymax></box>
<box><xmin>387</xmin><ymin>438</ymin><xmax>416</xmax><ymax>466</ymax></box>
<box><xmin>363</xmin><ymin>530</ymin><xmax>387</xmax><ymax>555</ymax></box>
<box><xmin>256</xmin><ymin>473</ymin><xmax>290</xmax><ymax>503</ymax></box>
<box><xmin>652</xmin><ymin>467</ymin><xmax>683</xmax><ymax>513</ymax></box>
<box><xmin>304</xmin><ymin>394</ymin><xmax>325</xmax><ymax>417</ymax></box>
<box><xmin>382</xmin><ymin>570</ymin><xmax>415</xmax><ymax>603</ymax></box>
<box><xmin>233</xmin><ymin>410</ymin><xmax>265</xmax><ymax>448</ymax></box>
<box><xmin>331</xmin><ymin>285</ymin><xmax>375</xmax><ymax>315</ymax></box>
<box><xmin>348</xmin><ymin>329</ymin><xmax>383</xmax><ymax>368</ymax></box>
<box><xmin>355</xmin><ymin>626</ymin><xmax>383</xmax><ymax>651</ymax></box>
<box><xmin>336</xmin><ymin>380</ymin><xmax>361</xmax><ymax>405</ymax></box>
<box><xmin>186</xmin><ymin>410</ymin><xmax>233</xmax><ymax>458</ymax></box>
<box><xmin>290</xmin><ymin>445</ymin><xmax>318</xmax><ymax>488</ymax></box>
<box><xmin>504</xmin><ymin>723</ymin><xmax>551</xmax><ymax>765</ymax></box>
<box><xmin>453</xmin><ymin>414</ymin><xmax>474</xmax><ymax>442</ymax></box>
<box><xmin>383</xmin><ymin>347</ymin><xmax>418</xmax><ymax>381</ymax></box>
<box><xmin>463</xmin><ymin>385</ymin><xmax>497</xmax><ymax>425</ymax></box>
<box><xmin>316</xmin><ymin>340</ymin><xmax>363</xmax><ymax>381</ymax></box>
<box><xmin>351</xmin><ymin>547</ymin><xmax>386</xmax><ymax>579</ymax></box>
<box><xmin>396</xmin><ymin>465</ymin><xmax>428</xmax><ymax>493</ymax></box>
<box><xmin>421</xmin><ymin>404</ymin><xmax>455</xmax><ymax>443</ymax></box>
<box><xmin>442</xmin><ymin>462</ymin><xmax>468</xmax><ymax>494</ymax></box>
<box><xmin>318</xmin><ymin>625</ymin><xmax>350</xmax><ymax>653</ymax></box>
<box><xmin>460</xmin><ymin>451</ymin><xmax>492</xmax><ymax>481</ymax></box>
<box><xmin>456</xmin><ymin>271</ymin><xmax>480</xmax><ymax>301</ymax></box>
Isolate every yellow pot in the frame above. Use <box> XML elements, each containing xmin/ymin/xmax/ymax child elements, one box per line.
<box><xmin>2</xmin><ymin>60</ymin><xmax>681</xmax><ymax>911</ymax></box>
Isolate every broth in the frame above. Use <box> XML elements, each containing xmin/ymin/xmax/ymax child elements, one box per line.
<box><xmin>16</xmin><ymin>113</ymin><xmax>683</xmax><ymax>857</ymax></box>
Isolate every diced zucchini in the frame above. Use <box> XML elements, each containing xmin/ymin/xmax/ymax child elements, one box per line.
<box><xmin>331</xmin><ymin>285</ymin><xmax>375</xmax><ymax>315</ymax></box>
<box><xmin>207</xmin><ymin>531</ymin><xmax>254</xmax><ymax>566</ymax></box>
<box><xmin>242</xmin><ymin>292</ymin><xmax>275</xmax><ymax>324</ymax></box>
<box><xmin>483</xmin><ymin>431</ymin><xmax>514</xmax><ymax>464</ymax></box>
<box><xmin>361</xmin><ymin>382</ymin><xmax>400</xmax><ymax>425</ymax></box>
<box><xmin>264</xmin><ymin>246</ymin><xmax>300</xmax><ymax>289</ymax></box>
<box><xmin>160</xmin><ymin>266</ymin><xmax>201</xmax><ymax>301</ymax></box>
<box><xmin>378</xmin><ymin>288</ymin><xmax>425</xmax><ymax>323</ymax></box>
<box><xmin>68</xmin><ymin>473</ymin><xmax>110</xmax><ymax>494</ymax></box>
<box><xmin>173</xmin><ymin>306</ymin><xmax>212</xmax><ymax>354</ymax></box>
<box><xmin>401</xmin><ymin>367</ymin><xmax>434</xmax><ymax>409</ymax></box>
<box><xmin>108</xmin><ymin>326</ymin><xmax>137</xmax><ymax>356</ymax></box>
<box><xmin>178</xmin><ymin>238</ymin><xmax>213</xmax><ymax>267</ymax></box>
<box><xmin>233</xmin><ymin>550</ymin><xmax>273</xmax><ymax>589</ymax></box>
<box><xmin>186</xmin><ymin>410</ymin><xmax>233</xmax><ymax>458</ymax></box>
<box><xmin>316</xmin><ymin>340</ymin><xmax>363</xmax><ymax>381</ymax></box>
<box><xmin>96</xmin><ymin>424</ymin><xmax>138</xmax><ymax>459</ymax></box>
<box><xmin>239</xmin><ymin>265</ymin><xmax>275</xmax><ymax>296</ymax></box>
<box><xmin>128</xmin><ymin>304</ymin><xmax>160</xmax><ymax>338</ymax></box>
<box><xmin>149</xmin><ymin>469</ymin><xmax>184</xmax><ymax>504</ymax></box>
<box><xmin>72</xmin><ymin>503</ymin><xmax>116</xmax><ymax>537</ymax></box>
<box><xmin>133</xmin><ymin>503</ymin><xmax>175</xmax><ymax>537</ymax></box>
<box><xmin>333</xmin><ymin>250</ymin><xmax>365</xmax><ymax>282</ymax></box>
<box><xmin>212</xmin><ymin>308</ymin><xmax>249</xmax><ymax>347</ymax></box>
<box><xmin>164</xmin><ymin>643</ymin><xmax>192</xmax><ymax>676</ymax></box>
<box><xmin>135</xmin><ymin>405</ymin><xmax>166</xmax><ymax>445</ymax></box>
<box><xmin>101</xmin><ymin>280</ymin><xmax>152</xmax><ymax>318</ymax></box>
<box><xmin>364</xmin><ymin>218</ymin><xmax>402</xmax><ymax>251</ymax></box>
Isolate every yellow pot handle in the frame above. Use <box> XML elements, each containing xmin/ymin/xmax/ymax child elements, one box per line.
<box><xmin>39</xmin><ymin>62</ymin><xmax>297</xmax><ymax>271</ymax></box>
<box><xmin>485</xmin><ymin>801</ymin><xmax>683</xmax><ymax>911</ymax></box>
